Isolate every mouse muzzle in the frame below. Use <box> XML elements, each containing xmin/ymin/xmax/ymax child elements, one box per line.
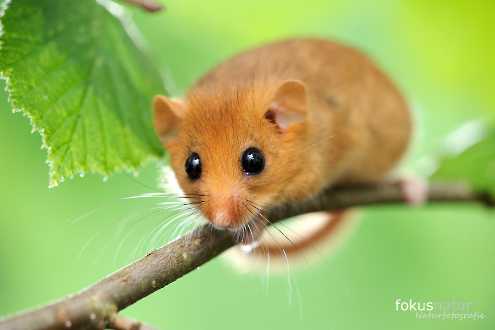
<box><xmin>200</xmin><ymin>184</ymin><xmax>252</xmax><ymax>230</ymax></box>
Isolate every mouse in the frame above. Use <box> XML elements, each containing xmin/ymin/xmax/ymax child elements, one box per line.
<box><xmin>152</xmin><ymin>38</ymin><xmax>413</xmax><ymax>265</ymax></box>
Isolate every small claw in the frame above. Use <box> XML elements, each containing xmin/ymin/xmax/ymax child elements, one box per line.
<box><xmin>399</xmin><ymin>177</ymin><xmax>429</xmax><ymax>206</ymax></box>
<box><xmin>238</xmin><ymin>220</ymin><xmax>265</xmax><ymax>253</ymax></box>
<box><xmin>240</xmin><ymin>240</ymin><xmax>261</xmax><ymax>254</ymax></box>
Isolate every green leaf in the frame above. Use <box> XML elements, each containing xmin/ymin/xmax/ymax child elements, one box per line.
<box><xmin>0</xmin><ymin>0</ymin><xmax>165</xmax><ymax>187</ymax></box>
<box><xmin>433</xmin><ymin>121</ymin><xmax>495</xmax><ymax>194</ymax></box>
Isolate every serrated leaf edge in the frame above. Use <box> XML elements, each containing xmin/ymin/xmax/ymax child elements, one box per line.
<box><xmin>0</xmin><ymin>0</ymin><xmax>161</xmax><ymax>188</ymax></box>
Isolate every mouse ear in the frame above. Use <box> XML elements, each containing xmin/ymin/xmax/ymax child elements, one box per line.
<box><xmin>264</xmin><ymin>80</ymin><xmax>307</xmax><ymax>131</ymax></box>
<box><xmin>153</xmin><ymin>95</ymin><xmax>184</xmax><ymax>144</ymax></box>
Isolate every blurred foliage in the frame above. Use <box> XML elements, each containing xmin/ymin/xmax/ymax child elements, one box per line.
<box><xmin>0</xmin><ymin>1</ymin><xmax>494</xmax><ymax>330</ymax></box>
<box><xmin>0</xmin><ymin>0</ymin><xmax>165</xmax><ymax>187</ymax></box>
<box><xmin>434</xmin><ymin>122</ymin><xmax>495</xmax><ymax>194</ymax></box>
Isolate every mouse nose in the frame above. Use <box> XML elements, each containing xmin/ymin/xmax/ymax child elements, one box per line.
<box><xmin>212</xmin><ymin>211</ymin><xmax>232</xmax><ymax>228</ymax></box>
<box><xmin>204</xmin><ymin>194</ymin><xmax>244</xmax><ymax>228</ymax></box>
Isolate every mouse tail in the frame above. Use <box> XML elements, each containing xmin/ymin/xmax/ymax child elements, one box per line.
<box><xmin>223</xmin><ymin>210</ymin><xmax>359</xmax><ymax>273</ymax></box>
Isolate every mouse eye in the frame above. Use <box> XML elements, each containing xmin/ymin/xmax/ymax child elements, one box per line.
<box><xmin>241</xmin><ymin>147</ymin><xmax>265</xmax><ymax>176</ymax></box>
<box><xmin>185</xmin><ymin>152</ymin><xmax>202</xmax><ymax>180</ymax></box>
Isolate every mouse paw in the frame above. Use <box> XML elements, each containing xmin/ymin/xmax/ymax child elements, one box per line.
<box><xmin>240</xmin><ymin>240</ymin><xmax>261</xmax><ymax>254</ymax></box>
<box><xmin>239</xmin><ymin>220</ymin><xmax>265</xmax><ymax>253</ymax></box>
<box><xmin>399</xmin><ymin>176</ymin><xmax>429</xmax><ymax>206</ymax></box>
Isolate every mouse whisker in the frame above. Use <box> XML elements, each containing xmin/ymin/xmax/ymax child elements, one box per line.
<box><xmin>156</xmin><ymin>199</ymin><xmax>204</xmax><ymax>207</ymax></box>
<box><xmin>123</xmin><ymin>192</ymin><xmax>205</xmax><ymax>200</ymax></box>
<box><xmin>240</xmin><ymin>223</ymin><xmax>248</xmax><ymax>243</ymax></box>
<box><xmin>246</xmin><ymin>222</ymin><xmax>255</xmax><ymax>244</ymax></box>
<box><xmin>244</xmin><ymin>201</ymin><xmax>294</xmax><ymax>246</ymax></box>
<box><xmin>153</xmin><ymin>204</ymin><xmax>192</xmax><ymax>213</ymax></box>
<box><xmin>148</xmin><ymin>208</ymin><xmax>199</xmax><ymax>249</ymax></box>
<box><xmin>183</xmin><ymin>200</ymin><xmax>205</xmax><ymax>206</ymax></box>
<box><xmin>173</xmin><ymin>217</ymin><xmax>194</xmax><ymax>240</ymax></box>
<box><xmin>243</xmin><ymin>203</ymin><xmax>294</xmax><ymax>285</ymax></box>
<box><xmin>252</xmin><ymin>210</ymin><xmax>299</xmax><ymax>242</ymax></box>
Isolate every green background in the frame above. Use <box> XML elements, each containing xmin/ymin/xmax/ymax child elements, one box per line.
<box><xmin>0</xmin><ymin>0</ymin><xmax>494</xmax><ymax>329</ymax></box>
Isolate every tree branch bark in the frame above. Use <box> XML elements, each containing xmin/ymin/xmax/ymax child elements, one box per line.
<box><xmin>0</xmin><ymin>181</ymin><xmax>492</xmax><ymax>330</ymax></box>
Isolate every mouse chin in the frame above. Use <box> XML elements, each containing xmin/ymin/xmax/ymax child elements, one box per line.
<box><xmin>207</xmin><ymin>216</ymin><xmax>252</xmax><ymax>231</ymax></box>
<box><xmin>199</xmin><ymin>195</ymin><xmax>268</xmax><ymax>234</ymax></box>
<box><xmin>208</xmin><ymin>217</ymin><xmax>266</xmax><ymax>245</ymax></box>
<box><xmin>203</xmin><ymin>204</ymin><xmax>251</xmax><ymax>230</ymax></box>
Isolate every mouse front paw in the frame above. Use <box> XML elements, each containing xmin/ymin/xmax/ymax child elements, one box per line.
<box><xmin>398</xmin><ymin>176</ymin><xmax>429</xmax><ymax>206</ymax></box>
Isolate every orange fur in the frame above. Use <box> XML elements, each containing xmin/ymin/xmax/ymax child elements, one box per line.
<box><xmin>153</xmin><ymin>38</ymin><xmax>411</xmax><ymax>254</ymax></box>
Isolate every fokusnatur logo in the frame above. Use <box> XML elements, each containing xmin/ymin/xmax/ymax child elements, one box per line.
<box><xmin>395</xmin><ymin>298</ymin><xmax>486</xmax><ymax>321</ymax></box>
<box><xmin>395</xmin><ymin>298</ymin><xmax>434</xmax><ymax>312</ymax></box>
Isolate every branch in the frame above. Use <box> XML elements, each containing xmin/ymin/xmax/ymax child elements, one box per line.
<box><xmin>0</xmin><ymin>182</ymin><xmax>492</xmax><ymax>330</ymax></box>
<box><xmin>108</xmin><ymin>315</ymin><xmax>157</xmax><ymax>330</ymax></box>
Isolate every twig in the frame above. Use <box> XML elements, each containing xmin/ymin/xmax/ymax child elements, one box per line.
<box><xmin>108</xmin><ymin>314</ymin><xmax>156</xmax><ymax>330</ymax></box>
<box><xmin>123</xmin><ymin>0</ymin><xmax>164</xmax><ymax>13</ymax></box>
<box><xmin>0</xmin><ymin>181</ymin><xmax>492</xmax><ymax>330</ymax></box>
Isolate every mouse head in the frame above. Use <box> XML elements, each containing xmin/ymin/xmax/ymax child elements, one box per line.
<box><xmin>153</xmin><ymin>80</ymin><xmax>309</xmax><ymax>231</ymax></box>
